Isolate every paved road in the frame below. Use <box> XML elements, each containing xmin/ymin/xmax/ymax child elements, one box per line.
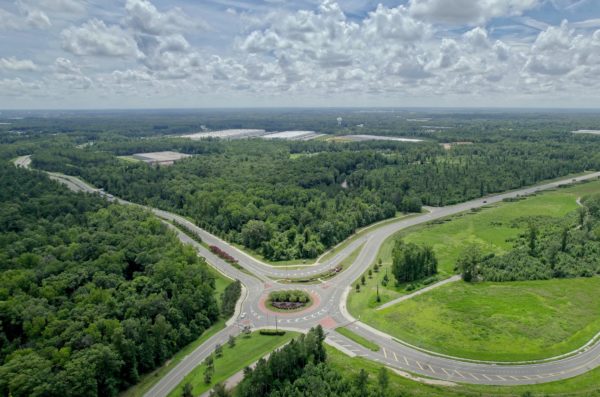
<box><xmin>376</xmin><ymin>275</ymin><xmax>462</xmax><ymax>311</ymax></box>
<box><xmin>14</xmin><ymin>156</ymin><xmax>600</xmax><ymax>393</ymax></box>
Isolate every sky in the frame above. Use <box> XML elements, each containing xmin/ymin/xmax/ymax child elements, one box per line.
<box><xmin>0</xmin><ymin>0</ymin><xmax>599</xmax><ymax>109</ymax></box>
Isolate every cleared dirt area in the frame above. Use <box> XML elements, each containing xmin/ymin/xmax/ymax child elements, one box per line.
<box><xmin>340</xmin><ymin>134</ymin><xmax>423</xmax><ymax>143</ymax></box>
<box><xmin>132</xmin><ymin>151</ymin><xmax>191</xmax><ymax>166</ymax></box>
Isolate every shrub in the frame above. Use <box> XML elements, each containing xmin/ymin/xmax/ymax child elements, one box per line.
<box><xmin>259</xmin><ymin>329</ymin><xmax>286</xmax><ymax>336</ymax></box>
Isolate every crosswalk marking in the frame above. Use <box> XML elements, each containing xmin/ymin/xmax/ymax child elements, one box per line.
<box><xmin>441</xmin><ymin>368</ymin><xmax>451</xmax><ymax>376</ymax></box>
<box><xmin>427</xmin><ymin>364</ymin><xmax>435</xmax><ymax>374</ymax></box>
<box><xmin>416</xmin><ymin>361</ymin><xmax>424</xmax><ymax>370</ymax></box>
<box><xmin>393</xmin><ymin>351</ymin><xmax>398</xmax><ymax>362</ymax></box>
<box><xmin>495</xmin><ymin>375</ymin><xmax>506</xmax><ymax>381</ymax></box>
<box><xmin>382</xmin><ymin>348</ymin><xmax>387</xmax><ymax>359</ymax></box>
<box><xmin>482</xmin><ymin>374</ymin><xmax>492</xmax><ymax>381</ymax></box>
<box><xmin>403</xmin><ymin>356</ymin><xmax>410</xmax><ymax>366</ymax></box>
<box><xmin>469</xmin><ymin>373</ymin><xmax>479</xmax><ymax>380</ymax></box>
<box><xmin>454</xmin><ymin>370</ymin><xmax>466</xmax><ymax>379</ymax></box>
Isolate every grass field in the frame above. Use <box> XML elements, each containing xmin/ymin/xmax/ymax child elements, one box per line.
<box><xmin>336</xmin><ymin>327</ymin><xmax>380</xmax><ymax>351</ymax></box>
<box><xmin>373</xmin><ymin>277</ymin><xmax>600</xmax><ymax>361</ymax></box>
<box><xmin>348</xmin><ymin>180</ymin><xmax>600</xmax><ymax>362</ymax></box>
<box><xmin>327</xmin><ymin>346</ymin><xmax>600</xmax><ymax>397</ymax></box>
<box><xmin>167</xmin><ymin>331</ymin><xmax>298</xmax><ymax>397</ymax></box>
<box><xmin>383</xmin><ymin>182</ymin><xmax>600</xmax><ymax>276</ymax></box>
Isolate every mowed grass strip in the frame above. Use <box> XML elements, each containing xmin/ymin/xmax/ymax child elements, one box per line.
<box><xmin>371</xmin><ymin>277</ymin><xmax>600</xmax><ymax>362</ymax></box>
<box><xmin>327</xmin><ymin>345</ymin><xmax>600</xmax><ymax>397</ymax></box>
<box><xmin>167</xmin><ymin>331</ymin><xmax>298</xmax><ymax>397</ymax></box>
<box><xmin>336</xmin><ymin>327</ymin><xmax>380</xmax><ymax>352</ymax></box>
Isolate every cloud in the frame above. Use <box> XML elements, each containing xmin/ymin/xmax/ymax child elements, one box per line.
<box><xmin>0</xmin><ymin>4</ymin><xmax>51</xmax><ymax>30</ymax></box>
<box><xmin>0</xmin><ymin>57</ymin><xmax>37</xmax><ymax>71</ymax></box>
<box><xmin>0</xmin><ymin>78</ymin><xmax>41</xmax><ymax>96</ymax></box>
<box><xmin>363</xmin><ymin>4</ymin><xmax>430</xmax><ymax>41</ymax></box>
<box><xmin>25</xmin><ymin>8</ymin><xmax>52</xmax><ymax>29</ymax></box>
<box><xmin>124</xmin><ymin>0</ymin><xmax>201</xmax><ymax>35</ymax></box>
<box><xmin>524</xmin><ymin>21</ymin><xmax>600</xmax><ymax>78</ymax></box>
<box><xmin>61</xmin><ymin>19</ymin><xmax>140</xmax><ymax>57</ymax></box>
<box><xmin>52</xmin><ymin>57</ymin><xmax>92</xmax><ymax>89</ymax></box>
<box><xmin>408</xmin><ymin>0</ymin><xmax>540</xmax><ymax>25</ymax></box>
<box><xmin>3</xmin><ymin>0</ymin><xmax>600</xmax><ymax>107</ymax></box>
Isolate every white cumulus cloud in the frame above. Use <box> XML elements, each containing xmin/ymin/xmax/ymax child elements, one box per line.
<box><xmin>61</xmin><ymin>19</ymin><xmax>140</xmax><ymax>57</ymax></box>
<box><xmin>408</xmin><ymin>0</ymin><xmax>540</xmax><ymax>25</ymax></box>
<box><xmin>0</xmin><ymin>57</ymin><xmax>37</xmax><ymax>71</ymax></box>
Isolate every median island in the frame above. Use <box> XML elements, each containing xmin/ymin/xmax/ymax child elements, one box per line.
<box><xmin>268</xmin><ymin>290</ymin><xmax>312</xmax><ymax>312</ymax></box>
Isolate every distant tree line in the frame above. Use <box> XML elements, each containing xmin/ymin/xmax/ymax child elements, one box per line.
<box><xmin>31</xmin><ymin>134</ymin><xmax>600</xmax><ymax>262</ymax></box>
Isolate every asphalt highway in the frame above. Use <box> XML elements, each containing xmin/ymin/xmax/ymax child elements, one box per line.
<box><xmin>14</xmin><ymin>156</ymin><xmax>600</xmax><ymax>393</ymax></box>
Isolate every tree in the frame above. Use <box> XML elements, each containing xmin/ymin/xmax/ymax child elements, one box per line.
<box><xmin>382</xmin><ymin>272</ymin><xmax>389</xmax><ymax>287</ymax></box>
<box><xmin>361</xmin><ymin>275</ymin><xmax>366</xmax><ymax>285</ymax></box>
<box><xmin>457</xmin><ymin>245</ymin><xmax>482</xmax><ymax>282</ymax></box>
<box><xmin>215</xmin><ymin>344</ymin><xmax>223</xmax><ymax>358</ymax></box>
<box><xmin>377</xmin><ymin>367</ymin><xmax>389</xmax><ymax>397</ymax></box>
<box><xmin>527</xmin><ymin>223</ymin><xmax>538</xmax><ymax>255</ymax></box>
<box><xmin>209</xmin><ymin>383</ymin><xmax>231</xmax><ymax>397</ymax></box>
<box><xmin>204</xmin><ymin>367</ymin><xmax>213</xmax><ymax>384</ymax></box>
<box><xmin>182</xmin><ymin>382</ymin><xmax>193</xmax><ymax>397</ymax></box>
<box><xmin>391</xmin><ymin>240</ymin><xmax>437</xmax><ymax>284</ymax></box>
<box><xmin>356</xmin><ymin>283</ymin><xmax>361</xmax><ymax>292</ymax></box>
<box><xmin>355</xmin><ymin>369</ymin><xmax>369</xmax><ymax>397</ymax></box>
<box><xmin>241</xmin><ymin>220</ymin><xmax>271</xmax><ymax>249</ymax></box>
<box><xmin>228</xmin><ymin>335</ymin><xmax>236</xmax><ymax>348</ymax></box>
<box><xmin>221</xmin><ymin>280</ymin><xmax>242</xmax><ymax>317</ymax></box>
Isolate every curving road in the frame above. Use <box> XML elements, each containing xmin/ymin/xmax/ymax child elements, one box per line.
<box><xmin>14</xmin><ymin>156</ymin><xmax>600</xmax><ymax>393</ymax></box>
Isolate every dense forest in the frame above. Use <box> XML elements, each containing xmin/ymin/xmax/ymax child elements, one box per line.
<box><xmin>0</xmin><ymin>165</ymin><xmax>221</xmax><ymax>397</ymax></box>
<box><xmin>31</xmin><ymin>136</ymin><xmax>600</xmax><ymax>261</ymax></box>
<box><xmin>459</xmin><ymin>192</ymin><xmax>600</xmax><ymax>282</ymax></box>
<box><xmin>4</xmin><ymin>109</ymin><xmax>600</xmax><ymax>261</ymax></box>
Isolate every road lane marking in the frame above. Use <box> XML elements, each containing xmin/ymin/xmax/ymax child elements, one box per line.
<box><xmin>382</xmin><ymin>348</ymin><xmax>387</xmax><ymax>359</ymax></box>
<box><xmin>510</xmin><ymin>376</ymin><xmax>520</xmax><ymax>381</ymax></box>
<box><xmin>441</xmin><ymin>368</ymin><xmax>451</xmax><ymax>377</ymax></box>
<box><xmin>469</xmin><ymin>373</ymin><xmax>479</xmax><ymax>380</ymax></box>
<box><xmin>393</xmin><ymin>351</ymin><xmax>398</xmax><ymax>362</ymax></box>
<box><xmin>416</xmin><ymin>361</ymin><xmax>424</xmax><ymax>370</ymax></box>
<box><xmin>495</xmin><ymin>375</ymin><xmax>506</xmax><ymax>381</ymax></box>
<box><xmin>427</xmin><ymin>365</ymin><xmax>435</xmax><ymax>374</ymax></box>
<box><xmin>482</xmin><ymin>374</ymin><xmax>492</xmax><ymax>381</ymax></box>
<box><xmin>403</xmin><ymin>356</ymin><xmax>410</xmax><ymax>366</ymax></box>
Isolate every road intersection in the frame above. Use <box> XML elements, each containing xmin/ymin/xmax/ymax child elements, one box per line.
<box><xmin>14</xmin><ymin>156</ymin><xmax>600</xmax><ymax>394</ymax></box>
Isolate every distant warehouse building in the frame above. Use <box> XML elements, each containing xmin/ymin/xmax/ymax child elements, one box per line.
<box><xmin>132</xmin><ymin>151</ymin><xmax>191</xmax><ymax>166</ymax></box>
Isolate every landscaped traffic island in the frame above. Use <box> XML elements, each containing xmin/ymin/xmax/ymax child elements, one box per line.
<box><xmin>268</xmin><ymin>290</ymin><xmax>312</xmax><ymax>311</ymax></box>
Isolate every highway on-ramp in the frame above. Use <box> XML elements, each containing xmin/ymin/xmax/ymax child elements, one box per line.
<box><xmin>14</xmin><ymin>156</ymin><xmax>600</xmax><ymax>394</ymax></box>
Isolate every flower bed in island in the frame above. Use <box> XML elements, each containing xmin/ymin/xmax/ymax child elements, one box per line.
<box><xmin>268</xmin><ymin>290</ymin><xmax>312</xmax><ymax>311</ymax></box>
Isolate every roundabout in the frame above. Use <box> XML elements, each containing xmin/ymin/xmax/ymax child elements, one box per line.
<box><xmin>257</xmin><ymin>288</ymin><xmax>322</xmax><ymax>318</ymax></box>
